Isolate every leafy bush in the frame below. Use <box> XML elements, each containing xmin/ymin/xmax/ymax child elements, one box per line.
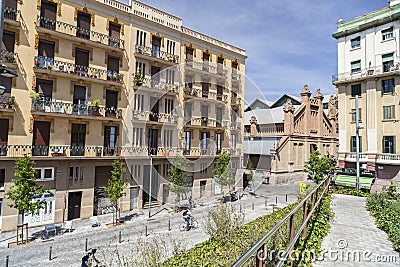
<box><xmin>366</xmin><ymin>192</ymin><xmax>400</xmax><ymax>252</ymax></box>
<box><xmin>330</xmin><ymin>186</ymin><xmax>370</xmax><ymax>197</ymax></box>
<box><xmin>294</xmin><ymin>192</ymin><xmax>334</xmax><ymax>266</ymax></box>
<box><xmin>163</xmin><ymin>203</ymin><xmax>298</xmax><ymax>266</ymax></box>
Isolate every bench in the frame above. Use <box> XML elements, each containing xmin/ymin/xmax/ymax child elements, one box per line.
<box><xmin>44</xmin><ymin>223</ymin><xmax>56</xmax><ymax>239</ymax></box>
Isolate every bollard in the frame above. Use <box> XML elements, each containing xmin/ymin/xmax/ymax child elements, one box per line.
<box><xmin>286</xmin><ymin>194</ymin><xmax>288</xmax><ymax>202</ymax></box>
<box><xmin>239</xmin><ymin>204</ymin><xmax>242</xmax><ymax>213</ymax></box>
<box><xmin>49</xmin><ymin>246</ymin><xmax>52</xmax><ymax>261</ymax></box>
<box><xmin>252</xmin><ymin>202</ymin><xmax>254</xmax><ymax>210</ymax></box>
<box><xmin>145</xmin><ymin>226</ymin><xmax>148</xmax><ymax>236</ymax></box>
<box><xmin>119</xmin><ymin>231</ymin><xmax>122</xmax><ymax>243</ymax></box>
<box><xmin>275</xmin><ymin>196</ymin><xmax>278</xmax><ymax>204</ymax></box>
<box><xmin>265</xmin><ymin>198</ymin><xmax>267</xmax><ymax>208</ymax></box>
<box><xmin>85</xmin><ymin>238</ymin><xmax>88</xmax><ymax>252</ymax></box>
<box><xmin>168</xmin><ymin>220</ymin><xmax>171</xmax><ymax>231</ymax></box>
<box><xmin>6</xmin><ymin>255</ymin><xmax>9</xmax><ymax>267</ymax></box>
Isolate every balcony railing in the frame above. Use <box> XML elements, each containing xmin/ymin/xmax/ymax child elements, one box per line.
<box><xmin>231</xmin><ymin>72</ymin><xmax>241</xmax><ymax>81</ymax></box>
<box><xmin>34</xmin><ymin>56</ymin><xmax>124</xmax><ymax>83</ymax></box>
<box><xmin>377</xmin><ymin>153</ymin><xmax>400</xmax><ymax>161</ymax></box>
<box><xmin>231</xmin><ymin>97</ymin><xmax>241</xmax><ymax>106</ymax></box>
<box><xmin>0</xmin><ymin>145</ymin><xmax>121</xmax><ymax>157</ymax></box>
<box><xmin>132</xmin><ymin>110</ymin><xmax>178</xmax><ymax>123</ymax></box>
<box><xmin>37</xmin><ymin>16</ymin><xmax>125</xmax><ymax>49</ymax></box>
<box><xmin>185</xmin><ymin>117</ymin><xmax>229</xmax><ymax>128</ymax></box>
<box><xmin>0</xmin><ymin>50</ymin><xmax>17</xmax><ymax>64</ymax></box>
<box><xmin>0</xmin><ymin>95</ymin><xmax>15</xmax><ymax>111</ymax></box>
<box><xmin>31</xmin><ymin>99</ymin><xmax>122</xmax><ymax>119</ymax></box>
<box><xmin>4</xmin><ymin>6</ymin><xmax>20</xmax><ymax>21</ymax></box>
<box><xmin>183</xmin><ymin>87</ymin><xmax>228</xmax><ymax>102</ymax></box>
<box><xmin>135</xmin><ymin>45</ymin><xmax>179</xmax><ymax>63</ymax></box>
<box><xmin>332</xmin><ymin>63</ymin><xmax>400</xmax><ymax>84</ymax></box>
<box><xmin>139</xmin><ymin>78</ymin><xmax>179</xmax><ymax>93</ymax></box>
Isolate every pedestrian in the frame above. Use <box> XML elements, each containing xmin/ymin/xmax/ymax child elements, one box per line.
<box><xmin>82</xmin><ymin>248</ymin><xmax>100</xmax><ymax>267</ymax></box>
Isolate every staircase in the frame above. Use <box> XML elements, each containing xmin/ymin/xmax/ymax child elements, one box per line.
<box><xmin>143</xmin><ymin>200</ymin><xmax>161</xmax><ymax>209</ymax></box>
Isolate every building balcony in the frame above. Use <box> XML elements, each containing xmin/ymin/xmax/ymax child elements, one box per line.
<box><xmin>185</xmin><ymin>59</ymin><xmax>227</xmax><ymax>78</ymax></box>
<box><xmin>135</xmin><ymin>45</ymin><xmax>179</xmax><ymax>64</ymax></box>
<box><xmin>183</xmin><ymin>87</ymin><xmax>228</xmax><ymax>103</ymax></box>
<box><xmin>230</xmin><ymin>122</ymin><xmax>242</xmax><ymax>131</ymax></box>
<box><xmin>134</xmin><ymin>78</ymin><xmax>179</xmax><ymax>95</ymax></box>
<box><xmin>0</xmin><ymin>95</ymin><xmax>15</xmax><ymax>113</ymax></box>
<box><xmin>338</xmin><ymin>152</ymin><xmax>371</xmax><ymax>163</ymax></box>
<box><xmin>34</xmin><ymin>56</ymin><xmax>124</xmax><ymax>85</ymax></box>
<box><xmin>0</xmin><ymin>145</ymin><xmax>121</xmax><ymax>158</ymax></box>
<box><xmin>3</xmin><ymin>7</ymin><xmax>21</xmax><ymax>26</ymax></box>
<box><xmin>31</xmin><ymin>99</ymin><xmax>122</xmax><ymax>120</ymax></box>
<box><xmin>36</xmin><ymin>16</ymin><xmax>125</xmax><ymax>50</ymax></box>
<box><xmin>132</xmin><ymin>110</ymin><xmax>178</xmax><ymax>124</ymax></box>
<box><xmin>122</xmin><ymin>147</ymin><xmax>180</xmax><ymax>157</ymax></box>
<box><xmin>332</xmin><ymin>63</ymin><xmax>400</xmax><ymax>85</ymax></box>
<box><xmin>376</xmin><ymin>153</ymin><xmax>400</xmax><ymax>165</ymax></box>
<box><xmin>231</xmin><ymin>96</ymin><xmax>241</xmax><ymax>109</ymax></box>
<box><xmin>184</xmin><ymin>116</ymin><xmax>229</xmax><ymax>129</ymax></box>
<box><xmin>231</xmin><ymin>72</ymin><xmax>241</xmax><ymax>82</ymax></box>
<box><xmin>0</xmin><ymin>50</ymin><xmax>18</xmax><ymax>68</ymax></box>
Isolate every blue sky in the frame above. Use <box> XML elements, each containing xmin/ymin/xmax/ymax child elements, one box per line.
<box><xmin>120</xmin><ymin>0</ymin><xmax>385</xmax><ymax>102</ymax></box>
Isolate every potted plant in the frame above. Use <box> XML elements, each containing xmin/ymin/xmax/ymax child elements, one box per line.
<box><xmin>91</xmin><ymin>99</ymin><xmax>101</xmax><ymax>116</ymax></box>
<box><xmin>92</xmin><ymin>70</ymin><xmax>99</xmax><ymax>79</ymax></box>
<box><xmin>6</xmin><ymin>96</ymin><xmax>15</xmax><ymax>108</ymax></box>
<box><xmin>29</xmin><ymin>91</ymin><xmax>41</xmax><ymax>101</ymax></box>
<box><xmin>133</xmin><ymin>68</ymin><xmax>145</xmax><ymax>86</ymax></box>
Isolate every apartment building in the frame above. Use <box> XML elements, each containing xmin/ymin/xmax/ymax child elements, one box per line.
<box><xmin>333</xmin><ymin>0</ymin><xmax>400</xmax><ymax>187</ymax></box>
<box><xmin>0</xmin><ymin>0</ymin><xmax>245</xmax><ymax>231</ymax></box>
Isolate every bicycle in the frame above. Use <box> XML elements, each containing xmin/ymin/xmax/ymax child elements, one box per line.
<box><xmin>180</xmin><ymin>218</ymin><xmax>199</xmax><ymax>231</ymax></box>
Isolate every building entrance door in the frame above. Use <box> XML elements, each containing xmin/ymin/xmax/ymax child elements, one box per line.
<box><xmin>68</xmin><ymin>191</ymin><xmax>82</xmax><ymax>220</ymax></box>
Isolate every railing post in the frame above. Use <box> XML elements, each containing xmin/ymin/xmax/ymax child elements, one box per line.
<box><xmin>289</xmin><ymin>214</ymin><xmax>295</xmax><ymax>241</ymax></box>
<box><xmin>311</xmin><ymin>192</ymin><xmax>316</xmax><ymax>218</ymax></box>
<box><xmin>302</xmin><ymin>201</ymin><xmax>308</xmax><ymax>238</ymax></box>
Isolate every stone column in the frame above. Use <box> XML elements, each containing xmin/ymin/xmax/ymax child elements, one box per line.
<box><xmin>314</xmin><ymin>89</ymin><xmax>324</xmax><ymax>135</ymax></box>
<box><xmin>283</xmin><ymin>99</ymin><xmax>295</xmax><ymax>135</ymax></box>
<box><xmin>301</xmin><ymin>85</ymin><xmax>311</xmax><ymax>135</ymax></box>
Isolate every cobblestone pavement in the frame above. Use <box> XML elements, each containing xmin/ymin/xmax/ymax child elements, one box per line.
<box><xmin>314</xmin><ymin>194</ymin><xmax>400</xmax><ymax>267</ymax></box>
<box><xmin>0</xmin><ymin>181</ymin><xmax>306</xmax><ymax>266</ymax></box>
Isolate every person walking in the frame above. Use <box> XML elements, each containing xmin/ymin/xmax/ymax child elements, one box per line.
<box><xmin>182</xmin><ymin>208</ymin><xmax>193</xmax><ymax>231</ymax></box>
<box><xmin>82</xmin><ymin>248</ymin><xmax>100</xmax><ymax>267</ymax></box>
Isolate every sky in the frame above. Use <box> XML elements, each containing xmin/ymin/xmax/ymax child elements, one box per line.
<box><xmin>119</xmin><ymin>0</ymin><xmax>386</xmax><ymax>102</ymax></box>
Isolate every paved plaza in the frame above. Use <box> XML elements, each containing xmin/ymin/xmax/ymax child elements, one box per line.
<box><xmin>314</xmin><ymin>194</ymin><xmax>400</xmax><ymax>267</ymax></box>
<box><xmin>0</xmin><ymin>180</ymin><xmax>305</xmax><ymax>266</ymax></box>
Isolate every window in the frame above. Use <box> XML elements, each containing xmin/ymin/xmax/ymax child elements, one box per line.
<box><xmin>135</xmin><ymin>61</ymin><xmax>146</xmax><ymax>78</ymax></box>
<box><xmin>200</xmin><ymin>162</ymin><xmax>207</xmax><ymax>175</ymax></box>
<box><xmin>230</xmin><ymin>134</ymin><xmax>237</xmax><ymax>150</ymax></box>
<box><xmin>69</xmin><ymin>167</ymin><xmax>84</xmax><ymax>182</ymax></box>
<box><xmin>163</xmin><ymin>164</ymin><xmax>170</xmax><ymax>177</ymax></box>
<box><xmin>351</xmin><ymin>84</ymin><xmax>361</xmax><ymax>97</ymax></box>
<box><xmin>350</xmin><ymin>136</ymin><xmax>362</xmax><ymax>152</ymax></box>
<box><xmin>107</xmin><ymin>56</ymin><xmax>120</xmax><ymax>79</ymax></box>
<box><xmin>185</xmin><ymin>75</ymin><xmax>193</xmax><ymax>89</ymax></box>
<box><xmin>184</xmin><ymin>102</ymin><xmax>192</xmax><ymax>121</ymax></box>
<box><xmin>382</xmin><ymin>78</ymin><xmax>395</xmax><ymax>93</ymax></box>
<box><xmin>163</xmin><ymin>129</ymin><xmax>173</xmax><ymax>148</ymax></box>
<box><xmin>383</xmin><ymin>136</ymin><xmax>396</xmax><ymax>153</ymax></box>
<box><xmin>0</xmin><ymin>119</ymin><xmax>9</xmax><ymax>156</ymax></box>
<box><xmin>231</xmin><ymin>161</ymin><xmax>237</xmax><ymax>169</ymax></box>
<box><xmin>166</xmin><ymin>40</ymin><xmax>175</xmax><ymax>55</ymax></box>
<box><xmin>216</xmin><ymin>107</ymin><xmax>223</xmax><ymax>127</ymax></box>
<box><xmin>351</xmin><ymin>60</ymin><xmax>361</xmax><ymax>73</ymax></box>
<box><xmin>131</xmin><ymin>165</ymin><xmax>141</xmax><ymax>180</ymax></box>
<box><xmin>105</xmin><ymin>90</ymin><xmax>118</xmax><ymax>118</ymax></box>
<box><xmin>34</xmin><ymin>167</ymin><xmax>55</xmax><ymax>180</ymax></box>
<box><xmin>104</xmin><ymin>126</ymin><xmax>118</xmax><ymax>156</ymax></box>
<box><xmin>76</xmin><ymin>12</ymin><xmax>91</xmax><ymax>39</ymax></box>
<box><xmin>382</xmin><ymin>53</ymin><xmax>394</xmax><ymax>73</ymax></box>
<box><xmin>133</xmin><ymin>94</ymin><xmax>144</xmax><ymax>111</ymax></box>
<box><xmin>350</xmin><ymin>36</ymin><xmax>361</xmax><ymax>49</ymax></box>
<box><xmin>136</xmin><ymin>30</ymin><xmax>147</xmax><ymax>46</ymax></box>
<box><xmin>382</xmin><ymin>27</ymin><xmax>394</xmax><ymax>41</ymax></box>
<box><xmin>351</xmin><ymin>108</ymin><xmax>361</xmax><ymax>122</ymax></box>
<box><xmin>202</xmin><ymin>82</ymin><xmax>210</xmax><ymax>98</ymax></box>
<box><xmin>216</xmin><ymin>133</ymin><xmax>222</xmax><ymax>154</ymax></box>
<box><xmin>108</xmin><ymin>22</ymin><xmax>121</xmax><ymax>48</ymax></box>
<box><xmin>166</xmin><ymin>69</ymin><xmax>175</xmax><ymax>84</ymax></box>
<box><xmin>0</xmin><ymin>169</ymin><xmax>4</xmax><ymax>189</ymax></box>
<box><xmin>132</xmin><ymin>127</ymin><xmax>143</xmax><ymax>147</ymax></box>
<box><xmin>183</xmin><ymin>131</ymin><xmax>191</xmax><ymax>152</ymax></box>
<box><xmin>383</xmin><ymin>105</ymin><xmax>395</xmax><ymax>120</ymax></box>
<box><xmin>70</xmin><ymin>124</ymin><xmax>86</xmax><ymax>156</ymax></box>
<box><xmin>4</xmin><ymin>0</ymin><xmax>17</xmax><ymax>21</ymax></box>
<box><xmin>152</xmin><ymin>36</ymin><xmax>161</xmax><ymax>58</ymax></box>
<box><xmin>164</xmin><ymin>99</ymin><xmax>174</xmax><ymax>114</ymax></box>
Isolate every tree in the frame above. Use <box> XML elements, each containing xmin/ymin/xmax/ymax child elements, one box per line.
<box><xmin>304</xmin><ymin>150</ymin><xmax>335</xmax><ymax>183</ymax></box>
<box><xmin>167</xmin><ymin>155</ymin><xmax>189</xmax><ymax>210</ymax></box>
<box><xmin>213</xmin><ymin>150</ymin><xmax>234</xmax><ymax>196</ymax></box>
<box><xmin>6</xmin><ymin>155</ymin><xmax>52</xmax><ymax>242</ymax></box>
<box><xmin>104</xmin><ymin>159</ymin><xmax>127</xmax><ymax>225</ymax></box>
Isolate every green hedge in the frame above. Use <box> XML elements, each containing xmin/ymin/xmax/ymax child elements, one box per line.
<box><xmin>366</xmin><ymin>192</ymin><xmax>400</xmax><ymax>252</ymax></box>
<box><xmin>163</xmin><ymin>203</ymin><xmax>298</xmax><ymax>266</ymax></box>
<box><xmin>330</xmin><ymin>187</ymin><xmax>370</xmax><ymax>197</ymax></box>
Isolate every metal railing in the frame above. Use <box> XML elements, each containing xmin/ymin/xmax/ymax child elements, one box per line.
<box><xmin>37</xmin><ymin>16</ymin><xmax>124</xmax><ymax>49</ymax></box>
<box><xmin>4</xmin><ymin>6</ymin><xmax>20</xmax><ymax>21</ymax></box>
<box><xmin>34</xmin><ymin>56</ymin><xmax>124</xmax><ymax>83</ymax></box>
<box><xmin>332</xmin><ymin>63</ymin><xmax>400</xmax><ymax>83</ymax></box>
<box><xmin>31</xmin><ymin>99</ymin><xmax>122</xmax><ymax>119</ymax></box>
<box><xmin>132</xmin><ymin>110</ymin><xmax>178</xmax><ymax>124</ymax></box>
<box><xmin>232</xmin><ymin>177</ymin><xmax>331</xmax><ymax>267</ymax></box>
<box><xmin>232</xmin><ymin>71</ymin><xmax>241</xmax><ymax>81</ymax></box>
<box><xmin>135</xmin><ymin>45</ymin><xmax>179</xmax><ymax>63</ymax></box>
<box><xmin>0</xmin><ymin>145</ymin><xmax>121</xmax><ymax>157</ymax></box>
<box><xmin>141</xmin><ymin>78</ymin><xmax>179</xmax><ymax>92</ymax></box>
<box><xmin>0</xmin><ymin>50</ymin><xmax>18</xmax><ymax>64</ymax></box>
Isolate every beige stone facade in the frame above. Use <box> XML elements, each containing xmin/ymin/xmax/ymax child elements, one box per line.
<box><xmin>244</xmin><ymin>86</ymin><xmax>338</xmax><ymax>184</ymax></box>
<box><xmin>0</xmin><ymin>0</ymin><xmax>245</xmax><ymax>231</ymax></box>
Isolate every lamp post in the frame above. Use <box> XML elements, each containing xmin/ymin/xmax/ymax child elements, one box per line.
<box><xmin>350</xmin><ymin>95</ymin><xmax>363</xmax><ymax>189</ymax></box>
<box><xmin>148</xmin><ymin>154</ymin><xmax>153</xmax><ymax>218</ymax></box>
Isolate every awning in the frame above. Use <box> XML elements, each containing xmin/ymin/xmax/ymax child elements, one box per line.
<box><xmin>334</xmin><ymin>175</ymin><xmax>374</xmax><ymax>190</ymax></box>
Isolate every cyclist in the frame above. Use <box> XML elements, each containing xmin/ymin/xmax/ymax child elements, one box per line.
<box><xmin>182</xmin><ymin>208</ymin><xmax>193</xmax><ymax>231</ymax></box>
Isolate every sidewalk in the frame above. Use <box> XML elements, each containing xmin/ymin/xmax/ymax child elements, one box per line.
<box><xmin>314</xmin><ymin>194</ymin><xmax>400</xmax><ymax>267</ymax></box>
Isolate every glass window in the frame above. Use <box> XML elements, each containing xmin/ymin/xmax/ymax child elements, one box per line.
<box><xmin>350</xmin><ymin>136</ymin><xmax>362</xmax><ymax>152</ymax></box>
<box><xmin>382</xmin><ymin>53</ymin><xmax>394</xmax><ymax>73</ymax></box>
<box><xmin>351</xmin><ymin>60</ymin><xmax>361</xmax><ymax>73</ymax></box>
<box><xmin>351</xmin><ymin>36</ymin><xmax>360</xmax><ymax>49</ymax></box>
<box><xmin>383</xmin><ymin>105</ymin><xmax>395</xmax><ymax>120</ymax></box>
<box><xmin>0</xmin><ymin>169</ymin><xmax>4</xmax><ymax>189</ymax></box>
<box><xmin>382</xmin><ymin>27</ymin><xmax>394</xmax><ymax>41</ymax></box>
<box><xmin>351</xmin><ymin>84</ymin><xmax>361</xmax><ymax>97</ymax></box>
<box><xmin>382</xmin><ymin>78</ymin><xmax>395</xmax><ymax>93</ymax></box>
<box><xmin>351</xmin><ymin>108</ymin><xmax>361</xmax><ymax>122</ymax></box>
<box><xmin>383</xmin><ymin>136</ymin><xmax>396</xmax><ymax>153</ymax></box>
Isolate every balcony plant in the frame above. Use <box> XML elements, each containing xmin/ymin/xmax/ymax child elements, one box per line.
<box><xmin>29</xmin><ymin>91</ymin><xmax>41</xmax><ymax>101</ymax></box>
<box><xmin>92</xmin><ymin>70</ymin><xmax>99</xmax><ymax>79</ymax></box>
<box><xmin>133</xmin><ymin>68</ymin><xmax>145</xmax><ymax>86</ymax></box>
<box><xmin>6</xmin><ymin>96</ymin><xmax>15</xmax><ymax>108</ymax></box>
<box><xmin>91</xmin><ymin>99</ymin><xmax>101</xmax><ymax>116</ymax></box>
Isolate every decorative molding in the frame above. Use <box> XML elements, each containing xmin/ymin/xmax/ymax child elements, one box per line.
<box><xmin>74</xmin><ymin>7</ymin><xmax>95</xmax><ymax>26</ymax></box>
<box><xmin>32</xmin><ymin>74</ymin><xmax>36</xmax><ymax>90</ymax></box>
<box><xmin>29</xmin><ymin>117</ymin><xmax>34</xmax><ymax>133</ymax></box>
<box><xmin>34</xmin><ymin>34</ymin><xmax>39</xmax><ymax>49</ymax></box>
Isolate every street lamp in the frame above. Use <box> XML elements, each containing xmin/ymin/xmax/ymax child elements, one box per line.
<box><xmin>148</xmin><ymin>154</ymin><xmax>153</xmax><ymax>218</ymax></box>
<box><xmin>349</xmin><ymin>95</ymin><xmax>363</xmax><ymax>189</ymax></box>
